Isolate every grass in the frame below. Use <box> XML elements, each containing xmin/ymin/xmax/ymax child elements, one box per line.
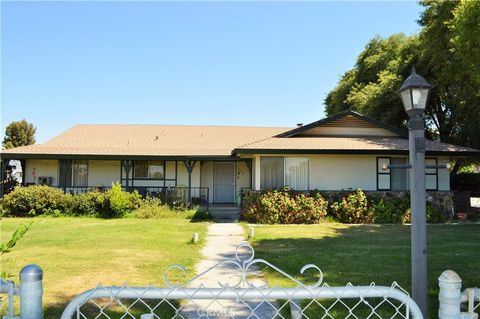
<box><xmin>1</xmin><ymin>215</ymin><xmax>209</xmax><ymax>319</ymax></box>
<box><xmin>246</xmin><ymin>223</ymin><xmax>480</xmax><ymax>319</ymax></box>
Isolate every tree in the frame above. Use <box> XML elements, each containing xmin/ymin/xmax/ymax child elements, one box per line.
<box><xmin>2</xmin><ymin>119</ymin><xmax>36</xmax><ymax>149</ymax></box>
<box><xmin>450</xmin><ymin>0</ymin><xmax>480</xmax><ymax>88</ymax></box>
<box><xmin>324</xmin><ymin>0</ymin><xmax>480</xmax><ymax>172</ymax></box>
<box><xmin>1</xmin><ymin>120</ymin><xmax>36</xmax><ymax>194</ymax></box>
<box><xmin>325</xmin><ymin>34</ymin><xmax>420</xmax><ymax>131</ymax></box>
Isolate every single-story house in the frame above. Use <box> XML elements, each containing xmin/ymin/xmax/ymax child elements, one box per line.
<box><xmin>1</xmin><ymin>111</ymin><xmax>478</xmax><ymax>204</ymax></box>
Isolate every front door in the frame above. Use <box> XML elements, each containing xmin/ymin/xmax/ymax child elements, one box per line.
<box><xmin>214</xmin><ymin>162</ymin><xmax>235</xmax><ymax>203</ymax></box>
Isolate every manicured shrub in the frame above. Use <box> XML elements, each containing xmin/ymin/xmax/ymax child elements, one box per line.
<box><xmin>330</xmin><ymin>189</ymin><xmax>374</xmax><ymax>224</ymax></box>
<box><xmin>241</xmin><ymin>188</ymin><xmax>328</xmax><ymax>224</ymax></box>
<box><xmin>1</xmin><ymin>185</ymin><xmax>72</xmax><ymax>216</ymax></box>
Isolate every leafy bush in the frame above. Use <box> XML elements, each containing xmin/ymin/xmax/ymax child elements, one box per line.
<box><xmin>372</xmin><ymin>195</ymin><xmax>411</xmax><ymax>224</ymax></box>
<box><xmin>2</xmin><ymin>184</ymin><xmax>143</xmax><ymax>218</ymax></box>
<box><xmin>330</xmin><ymin>189</ymin><xmax>374</xmax><ymax>224</ymax></box>
<box><xmin>70</xmin><ymin>191</ymin><xmax>108</xmax><ymax>216</ymax></box>
<box><xmin>241</xmin><ymin>188</ymin><xmax>328</xmax><ymax>224</ymax></box>
<box><xmin>1</xmin><ymin>185</ymin><xmax>72</xmax><ymax>216</ymax></box>
<box><xmin>97</xmin><ymin>184</ymin><xmax>142</xmax><ymax>218</ymax></box>
<box><xmin>132</xmin><ymin>197</ymin><xmax>168</xmax><ymax>219</ymax></box>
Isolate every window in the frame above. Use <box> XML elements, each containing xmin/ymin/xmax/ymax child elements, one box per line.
<box><xmin>134</xmin><ymin>161</ymin><xmax>148</xmax><ymax>178</ymax></box>
<box><xmin>72</xmin><ymin>160</ymin><xmax>88</xmax><ymax>187</ymax></box>
<box><xmin>134</xmin><ymin>160</ymin><xmax>164</xmax><ymax>179</ymax></box>
<box><xmin>426</xmin><ymin>158</ymin><xmax>438</xmax><ymax>190</ymax></box>
<box><xmin>260</xmin><ymin>157</ymin><xmax>309</xmax><ymax>190</ymax></box>
<box><xmin>261</xmin><ymin>157</ymin><xmax>284</xmax><ymax>189</ymax></box>
<box><xmin>285</xmin><ymin>157</ymin><xmax>309</xmax><ymax>190</ymax></box>
<box><xmin>377</xmin><ymin>157</ymin><xmax>391</xmax><ymax>190</ymax></box>
<box><xmin>148</xmin><ymin>161</ymin><xmax>164</xmax><ymax>179</ymax></box>
<box><xmin>391</xmin><ymin>158</ymin><xmax>408</xmax><ymax>191</ymax></box>
<box><xmin>377</xmin><ymin>157</ymin><xmax>410</xmax><ymax>191</ymax></box>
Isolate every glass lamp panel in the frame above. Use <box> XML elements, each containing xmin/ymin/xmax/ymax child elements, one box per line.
<box><xmin>400</xmin><ymin>89</ymin><xmax>412</xmax><ymax>111</ymax></box>
<box><xmin>412</xmin><ymin>88</ymin><xmax>429</xmax><ymax>110</ymax></box>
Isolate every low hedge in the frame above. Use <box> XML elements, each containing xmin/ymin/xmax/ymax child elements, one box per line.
<box><xmin>241</xmin><ymin>188</ymin><xmax>446</xmax><ymax>224</ymax></box>
<box><xmin>241</xmin><ymin>188</ymin><xmax>328</xmax><ymax>224</ymax></box>
<box><xmin>1</xmin><ymin>184</ymin><xmax>142</xmax><ymax>218</ymax></box>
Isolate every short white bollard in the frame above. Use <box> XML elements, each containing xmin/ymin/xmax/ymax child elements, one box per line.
<box><xmin>20</xmin><ymin>264</ymin><xmax>43</xmax><ymax>319</ymax></box>
<box><xmin>248</xmin><ymin>227</ymin><xmax>254</xmax><ymax>238</ymax></box>
<box><xmin>192</xmin><ymin>232</ymin><xmax>199</xmax><ymax>244</ymax></box>
<box><xmin>438</xmin><ymin>270</ymin><xmax>463</xmax><ymax>319</ymax></box>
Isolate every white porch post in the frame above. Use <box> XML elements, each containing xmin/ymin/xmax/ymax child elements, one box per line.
<box><xmin>254</xmin><ymin>155</ymin><xmax>261</xmax><ymax>190</ymax></box>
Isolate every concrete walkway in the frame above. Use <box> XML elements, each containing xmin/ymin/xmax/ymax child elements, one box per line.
<box><xmin>181</xmin><ymin>223</ymin><xmax>276</xmax><ymax>318</ymax></box>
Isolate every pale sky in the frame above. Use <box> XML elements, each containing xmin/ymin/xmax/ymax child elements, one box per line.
<box><xmin>1</xmin><ymin>1</ymin><xmax>423</xmax><ymax>143</ymax></box>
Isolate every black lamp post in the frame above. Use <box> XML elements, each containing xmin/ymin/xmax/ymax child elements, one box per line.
<box><xmin>398</xmin><ymin>67</ymin><xmax>433</xmax><ymax>318</ymax></box>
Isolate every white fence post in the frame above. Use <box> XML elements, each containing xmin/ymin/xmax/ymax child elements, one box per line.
<box><xmin>19</xmin><ymin>264</ymin><xmax>43</xmax><ymax>319</ymax></box>
<box><xmin>439</xmin><ymin>270</ymin><xmax>463</xmax><ymax>319</ymax></box>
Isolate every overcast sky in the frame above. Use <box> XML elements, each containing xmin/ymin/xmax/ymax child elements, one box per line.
<box><xmin>1</xmin><ymin>1</ymin><xmax>423</xmax><ymax>143</ymax></box>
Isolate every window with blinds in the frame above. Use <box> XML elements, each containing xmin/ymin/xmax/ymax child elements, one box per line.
<box><xmin>72</xmin><ymin>160</ymin><xmax>88</xmax><ymax>187</ymax></box>
<box><xmin>260</xmin><ymin>157</ymin><xmax>309</xmax><ymax>190</ymax></box>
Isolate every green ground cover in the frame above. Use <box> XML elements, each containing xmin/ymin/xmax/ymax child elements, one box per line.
<box><xmin>1</xmin><ymin>216</ymin><xmax>209</xmax><ymax>318</ymax></box>
<box><xmin>246</xmin><ymin>223</ymin><xmax>480</xmax><ymax>318</ymax></box>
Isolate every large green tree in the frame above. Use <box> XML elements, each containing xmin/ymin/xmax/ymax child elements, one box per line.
<box><xmin>325</xmin><ymin>33</ymin><xmax>419</xmax><ymax>130</ymax></box>
<box><xmin>450</xmin><ymin>0</ymin><xmax>480</xmax><ymax>88</ymax></box>
<box><xmin>325</xmin><ymin>0</ymin><xmax>480</xmax><ymax>154</ymax></box>
<box><xmin>2</xmin><ymin>119</ymin><xmax>36</xmax><ymax>149</ymax></box>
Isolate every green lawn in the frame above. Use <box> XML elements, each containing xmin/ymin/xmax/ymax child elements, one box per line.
<box><xmin>246</xmin><ymin>223</ymin><xmax>480</xmax><ymax>319</ymax></box>
<box><xmin>1</xmin><ymin>216</ymin><xmax>209</xmax><ymax>318</ymax></box>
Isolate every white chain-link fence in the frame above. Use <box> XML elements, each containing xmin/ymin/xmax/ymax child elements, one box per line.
<box><xmin>60</xmin><ymin>244</ymin><xmax>423</xmax><ymax>319</ymax></box>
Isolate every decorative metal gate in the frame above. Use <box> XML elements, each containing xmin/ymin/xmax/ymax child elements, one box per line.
<box><xmin>60</xmin><ymin>244</ymin><xmax>423</xmax><ymax>319</ymax></box>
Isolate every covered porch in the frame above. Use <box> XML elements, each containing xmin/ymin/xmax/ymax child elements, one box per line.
<box><xmin>1</xmin><ymin>156</ymin><xmax>253</xmax><ymax>207</ymax></box>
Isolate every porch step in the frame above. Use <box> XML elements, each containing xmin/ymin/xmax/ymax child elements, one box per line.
<box><xmin>208</xmin><ymin>205</ymin><xmax>241</xmax><ymax>223</ymax></box>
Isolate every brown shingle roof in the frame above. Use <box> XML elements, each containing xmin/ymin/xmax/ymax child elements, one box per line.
<box><xmin>234</xmin><ymin>136</ymin><xmax>479</xmax><ymax>156</ymax></box>
<box><xmin>1</xmin><ymin>124</ymin><xmax>290</xmax><ymax>158</ymax></box>
<box><xmin>2</xmin><ymin>124</ymin><xmax>478</xmax><ymax>159</ymax></box>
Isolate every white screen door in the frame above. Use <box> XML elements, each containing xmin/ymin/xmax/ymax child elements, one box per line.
<box><xmin>214</xmin><ymin>162</ymin><xmax>235</xmax><ymax>203</ymax></box>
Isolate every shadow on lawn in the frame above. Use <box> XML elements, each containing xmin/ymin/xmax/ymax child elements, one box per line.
<box><xmin>249</xmin><ymin>223</ymin><xmax>480</xmax><ymax>319</ymax></box>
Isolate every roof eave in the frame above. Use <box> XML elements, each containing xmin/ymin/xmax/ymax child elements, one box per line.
<box><xmin>233</xmin><ymin>148</ymin><xmax>480</xmax><ymax>157</ymax></box>
<box><xmin>0</xmin><ymin>153</ymin><xmax>238</xmax><ymax>161</ymax></box>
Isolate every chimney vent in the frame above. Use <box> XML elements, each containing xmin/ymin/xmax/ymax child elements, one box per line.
<box><xmin>296</xmin><ymin>123</ymin><xmax>303</xmax><ymax>127</ymax></box>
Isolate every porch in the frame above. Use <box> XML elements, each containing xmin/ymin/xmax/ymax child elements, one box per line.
<box><xmin>2</xmin><ymin>158</ymin><xmax>253</xmax><ymax>205</ymax></box>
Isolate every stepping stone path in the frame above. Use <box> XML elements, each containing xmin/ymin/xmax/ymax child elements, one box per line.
<box><xmin>181</xmin><ymin>223</ymin><xmax>277</xmax><ymax>318</ymax></box>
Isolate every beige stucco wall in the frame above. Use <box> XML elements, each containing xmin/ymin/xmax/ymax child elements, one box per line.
<box><xmin>24</xmin><ymin>159</ymin><xmax>59</xmax><ymax>186</ymax></box>
<box><xmin>88</xmin><ymin>160</ymin><xmax>121</xmax><ymax>186</ymax></box>
<box><xmin>236</xmin><ymin>161</ymin><xmax>251</xmax><ymax>194</ymax></box>
<box><xmin>177</xmin><ymin>161</ymin><xmax>200</xmax><ymax>188</ymax></box>
<box><xmin>200</xmin><ymin>161</ymin><xmax>214</xmax><ymax>202</ymax></box>
<box><xmin>244</xmin><ymin>154</ymin><xmax>450</xmax><ymax>191</ymax></box>
<box><xmin>309</xmin><ymin>155</ymin><xmax>377</xmax><ymax>190</ymax></box>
